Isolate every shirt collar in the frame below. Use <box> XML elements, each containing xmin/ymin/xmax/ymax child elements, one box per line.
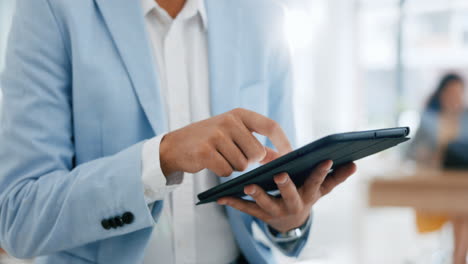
<box><xmin>197</xmin><ymin>0</ymin><xmax>208</xmax><ymax>29</ymax></box>
<box><xmin>140</xmin><ymin>0</ymin><xmax>208</xmax><ymax>29</ymax></box>
<box><xmin>141</xmin><ymin>0</ymin><xmax>156</xmax><ymax>17</ymax></box>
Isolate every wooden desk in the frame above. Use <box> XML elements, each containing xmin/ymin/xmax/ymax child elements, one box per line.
<box><xmin>369</xmin><ymin>169</ymin><xmax>468</xmax><ymax>214</ymax></box>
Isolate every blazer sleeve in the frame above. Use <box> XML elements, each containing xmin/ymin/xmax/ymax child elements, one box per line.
<box><xmin>0</xmin><ymin>0</ymin><xmax>156</xmax><ymax>258</ymax></box>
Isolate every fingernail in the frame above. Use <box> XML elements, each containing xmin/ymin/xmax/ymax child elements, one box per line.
<box><xmin>245</xmin><ymin>186</ymin><xmax>256</xmax><ymax>195</ymax></box>
<box><xmin>275</xmin><ymin>174</ymin><xmax>288</xmax><ymax>185</ymax></box>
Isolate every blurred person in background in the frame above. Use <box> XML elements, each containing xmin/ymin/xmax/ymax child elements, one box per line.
<box><xmin>408</xmin><ymin>73</ymin><xmax>468</xmax><ymax>264</ymax></box>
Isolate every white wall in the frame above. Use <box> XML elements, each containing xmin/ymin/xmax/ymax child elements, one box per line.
<box><xmin>281</xmin><ymin>1</ymin><xmax>365</xmax><ymax>263</ymax></box>
<box><xmin>283</xmin><ymin>0</ymin><xmax>361</xmax><ymax>145</ymax></box>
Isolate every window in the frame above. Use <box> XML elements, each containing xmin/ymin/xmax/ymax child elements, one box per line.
<box><xmin>358</xmin><ymin>0</ymin><xmax>468</xmax><ymax>132</ymax></box>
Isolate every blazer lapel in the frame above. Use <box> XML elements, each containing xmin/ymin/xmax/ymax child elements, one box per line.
<box><xmin>205</xmin><ymin>0</ymin><xmax>241</xmax><ymax>119</ymax></box>
<box><xmin>95</xmin><ymin>0</ymin><xmax>168</xmax><ymax>135</ymax></box>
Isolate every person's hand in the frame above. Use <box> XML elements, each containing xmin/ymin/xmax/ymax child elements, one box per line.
<box><xmin>159</xmin><ymin>108</ymin><xmax>292</xmax><ymax>177</ymax></box>
<box><xmin>217</xmin><ymin>160</ymin><xmax>357</xmax><ymax>233</ymax></box>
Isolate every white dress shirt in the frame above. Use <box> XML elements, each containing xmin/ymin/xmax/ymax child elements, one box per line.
<box><xmin>140</xmin><ymin>0</ymin><xmax>240</xmax><ymax>263</ymax></box>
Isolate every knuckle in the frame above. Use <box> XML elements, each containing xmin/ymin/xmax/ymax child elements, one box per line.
<box><xmin>310</xmin><ymin>177</ymin><xmax>322</xmax><ymax>186</ymax></box>
<box><xmin>320</xmin><ymin>185</ymin><xmax>331</xmax><ymax>195</ymax></box>
<box><xmin>210</xmin><ymin>128</ymin><xmax>225</xmax><ymax>142</ymax></box>
<box><xmin>197</xmin><ymin>144</ymin><xmax>212</xmax><ymax>160</ymax></box>
<box><xmin>289</xmin><ymin>204</ymin><xmax>303</xmax><ymax>215</ymax></box>
<box><xmin>226</xmin><ymin>200</ymin><xmax>237</xmax><ymax>208</ymax></box>
<box><xmin>234</xmin><ymin>203</ymin><xmax>245</xmax><ymax>211</ymax></box>
<box><xmin>251</xmin><ymin>189</ymin><xmax>262</xmax><ymax>198</ymax></box>
<box><xmin>221</xmin><ymin>166</ymin><xmax>233</xmax><ymax>177</ymax></box>
<box><xmin>220</xmin><ymin>114</ymin><xmax>237</xmax><ymax>129</ymax></box>
<box><xmin>303</xmin><ymin>202</ymin><xmax>313</xmax><ymax>210</ymax></box>
<box><xmin>237</xmin><ymin>159</ymin><xmax>248</xmax><ymax>171</ymax></box>
<box><xmin>266</xmin><ymin>119</ymin><xmax>280</xmax><ymax>132</ymax></box>
<box><xmin>304</xmin><ymin>200</ymin><xmax>314</xmax><ymax>208</ymax></box>
<box><xmin>230</xmin><ymin>107</ymin><xmax>245</xmax><ymax>116</ymax></box>
<box><xmin>215</xmin><ymin>169</ymin><xmax>226</xmax><ymax>177</ymax></box>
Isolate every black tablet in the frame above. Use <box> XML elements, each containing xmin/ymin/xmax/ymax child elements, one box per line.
<box><xmin>197</xmin><ymin>127</ymin><xmax>410</xmax><ymax>205</ymax></box>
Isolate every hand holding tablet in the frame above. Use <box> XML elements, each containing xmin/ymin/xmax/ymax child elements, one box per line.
<box><xmin>198</xmin><ymin>127</ymin><xmax>411</xmax><ymax>205</ymax></box>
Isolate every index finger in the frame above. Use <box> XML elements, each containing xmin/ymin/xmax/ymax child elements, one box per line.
<box><xmin>233</xmin><ymin>108</ymin><xmax>292</xmax><ymax>155</ymax></box>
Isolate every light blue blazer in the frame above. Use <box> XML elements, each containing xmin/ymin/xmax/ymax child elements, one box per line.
<box><xmin>0</xmin><ymin>0</ymin><xmax>310</xmax><ymax>263</ymax></box>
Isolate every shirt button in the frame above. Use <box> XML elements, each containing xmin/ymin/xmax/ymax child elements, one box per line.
<box><xmin>122</xmin><ymin>212</ymin><xmax>134</xmax><ymax>224</ymax></box>
<box><xmin>108</xmin><ymin>218</ymin><xmax>117</xmax><ymax>229</ymax></box>
<box><xmin>114</xmin><ymin>216</ymin><xmax>124</xmax><ymax>227</ymax></box>
<box><xmin>101</xmin><ymin>219</ymin><xmax>111</xmax><ymax>230</ymax></box>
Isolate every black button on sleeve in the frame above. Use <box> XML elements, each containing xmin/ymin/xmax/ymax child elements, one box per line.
<box><xmin>114</xmin><ymin>216</ymin><xmax>124</xmax><ymax>227</ymax></box>
<box><xmin>122</xmin><ymin>212</ymin><xmax>134</xmax><ymax>224</ymax></box>
<box><xmin>108</xmin><ymin>218</ymin><xmax>117</xmax><ymax>229</ymax></box>
<box><xmin>101</xmin><ymin>219</ymin><xmax>111</xmax><ymax>230</ymax></box>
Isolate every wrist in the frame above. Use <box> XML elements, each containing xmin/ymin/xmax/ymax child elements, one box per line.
<box><xmin>270</xmin><ymin>212</ymin><xmax>310</xmax><ymax>233</ymax></box>
<box><xmin>267</xmin><ymin>215</ymin><xmax>312</xmax><ymax>243</ymax></box>
<box><xmin>159</xmin><ymin>133</ymin><xmax>175</xmax><ymax>177</ymax></box>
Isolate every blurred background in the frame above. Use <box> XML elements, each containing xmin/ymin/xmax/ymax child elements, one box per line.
<box><xmin>2</xmin><ymin>0</ymin><xmax>468</xmax><ymax>263</ymax></box>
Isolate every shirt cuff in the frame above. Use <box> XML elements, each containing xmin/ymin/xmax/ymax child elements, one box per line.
<box><xmin>141</xmin><ymin>134</ymin><xmax>184</xmax><ymax>204</ymax></box>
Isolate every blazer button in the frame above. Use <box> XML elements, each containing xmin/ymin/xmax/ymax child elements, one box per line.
<box><xmin>122</xmin><ymin>212</ymin><xmax>134</xmax><ymax>224</ymax></box>
<box><xmin>108</xmin><ymin>218</ymin><xmax>117</xmax><ymax>229</ymax></box>
<box><xmin>101</xmin><ymin>219</ymin><xmax>111</xmax><ymax>230</ymax></box>
<box><xmin>114</xmin><ymin>216</ymin><xmax>124</xmax><ymax>227</ymax></box>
